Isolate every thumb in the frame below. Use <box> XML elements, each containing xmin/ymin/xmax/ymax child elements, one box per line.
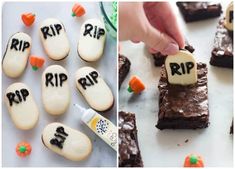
<box><xmin>142</xmin><ymin>24</ymin><xmax>179</xmax><ymax>55</ymax></box>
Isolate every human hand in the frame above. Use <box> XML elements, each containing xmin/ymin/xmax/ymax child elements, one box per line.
<box><xmin>119</xmin><ymin>2</ymin><xmax>184</xmax><ymax>55</ymax></box>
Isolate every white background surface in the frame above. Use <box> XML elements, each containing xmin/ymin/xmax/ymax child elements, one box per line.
<box><xmin>119</xmin><ymin>1</ymin><xmax>233</xmax><ymax>167</ymax></box>
<box><xmin>2</xmin><ymin>2</ymin><xmax>117</xmax><ymax>167</ymax></box>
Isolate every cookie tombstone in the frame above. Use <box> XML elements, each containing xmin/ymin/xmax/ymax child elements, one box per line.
<box><xmin>42</xmin><ymin>65</ymin><xmax>70</xmax><ymax>115</ymax></box>
<box><xmin>225</xmin><ymin>2</ymin><xmax>233</xmax><ymax>31</ymax></box>
<box><xmin>165</xmin><ymin>50</ymin><xmax>197</xmax><ymax>85</ymax></box>
<box><xmin>4</xmin><ymin>83</ymin><xmax>39</xmax><ymax>130</ymax></box>
<box><xmin>2</xmin><ymin>32</ymin><xmax>31</xmax><ymax>78</ymax></box>
<box><xmin>42</xmin><ymin>123</ymin><xmax>92</xmax><ymax>161</ymax></box>
<box><xmin>78</xmin><ymin>18</ymin><xmax>106</xmax><ymax>62</ymax></box>
<box><xmin>75</xmin><ymin>66</ymin><xmax>114</xmax><ymax>111</ymax></box>
<box><xmin>39</xmin><ymin>18</ymin><xmax>70</xmax><ymax>60</ymax></box>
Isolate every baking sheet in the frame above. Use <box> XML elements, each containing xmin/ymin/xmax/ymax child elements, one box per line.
<box><xmin>2</xmin><ymin>2</ymin><xmax>117</xmax><ymax>167</ymax></box>
<box><xmin>119</xmin><ymin>1</ymin><xmax>233</xmax><ymax>167</ymax></box>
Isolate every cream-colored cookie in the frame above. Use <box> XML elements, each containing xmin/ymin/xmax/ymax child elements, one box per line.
<box><xmin>165</xmin><ymin>50</ymin><xmax>197</xmax><ymax>85</ymax></box>
<box><xmin>39</xmin><ymin>18</ymin><xmax>70</xmax><ymax>60</ymax></box>
<box><xmin>42</xmin><ymin>65</ymin><xmax>70</xmax><ymax>115</ymax></box>
<box><xmin>75</xmin><ymin>66</ymin><xmax>114</xmax><ymax>111</ymax></box>
<box><xmin>225</xmin><ymin>2</ymin><xmax>233</xmax><ymax>31</ymax></box>
<box><xmin>78</xmin><ymin>19</ymin><xmax>106</xmax><ymax>62</ymax></box>
<box><xmin>42</xmin><ymin>123</ymin><xmax>92</xmax><ymax>161</ymax></box>
<box><xmin>2</xmin><ymin>32</ymin><xmax>31</xmax><ymax>78</ymax></box>
<box><xmin>4</xmin><ymin>83</ymin><xmax>39</xmax><ymax>130</ymax></box>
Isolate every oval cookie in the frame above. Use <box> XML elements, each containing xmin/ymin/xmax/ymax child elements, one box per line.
<box><xmin>75</xmin><ymin>66</ymin><xmax>114</xmax><ymax>111</ymax></box>
<box><xmin>42</xmin><ymin>122</ymin><xmax>92</xmax><ymax>161</ymax></box>
<box><xmin>42</xmin><ymin>65</ymin><xmax>70</xmax><ymax>115</ymax></box>
<box><xmin>2</xmin><ymin>32</ymin><xmax>31</xmax><ymax>78</ymax></box>
<box><xmin>165</xmin><ymin>50</ymin><xmax>197</xmax><ymax>85</ymax></box>
<box><xmin>39</xmin><ymin>18</ymin><xmax>70</xmax><ymax>60</ymax></box>
<box><xmin>77</xmin><ymin>18</ymin><xmax>106</xmax><ymax>62</ymax></box>
<box><xmin>4</xmin><ymin>83</ymin><xmax>39</xmax><ymax>130</ymax></box>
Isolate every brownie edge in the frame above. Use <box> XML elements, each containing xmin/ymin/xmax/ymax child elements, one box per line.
<box><xmin>119</xmin><ymin>111</ymin><xmax>143</xmax><ymax>167</ymax></box>
<box><xmin>119</xmin><ymin>54</ymin><xmax>131</xmax><ymax>89</ymax></box>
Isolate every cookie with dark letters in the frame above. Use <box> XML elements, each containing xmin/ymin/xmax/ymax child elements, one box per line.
<box><xmin>42</xmin><ymin>122</ymin><xmax>92</xmax><ymax>161</ymax></box>
<box><xmin>2</xmin><ymin>32</ymin><xmax>31</xmax><ymax>78</ymax></box>
<box><xmin>4</xmin><ymin>83</ymin><xmax>39</xmax><ymax>130</ymax></box>
<box><xmin>75</xmin><ymin>66</ymin><xmax>114</xmax><ymax>111</ymax></box>
<box><xmin>42</xmin><ymin>65</ymin><xmax>70</xmax><ymax>115</ymax></box>
<box><xmin>77</xmin><ymin>19</ymin><xmax>106</xmax><ymax>62</ymax></box>
<box><xmin>39</xmin><ymin>18</ymin><xmax>70</xmax><ymax>60</ymax></box>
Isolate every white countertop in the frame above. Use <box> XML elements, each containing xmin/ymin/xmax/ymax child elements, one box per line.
<box><xmin>2</xmin><ymin>2</ymin><xmax>117</xmax><ymax>167</ymax></box>
<box><xmin>119</xmin><ymin>1</ymin><xmax>233</xmax><ymax>167</ymax></box>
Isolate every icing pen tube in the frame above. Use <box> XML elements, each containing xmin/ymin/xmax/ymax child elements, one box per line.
<box><xmin>74</xmin><ymin>104</ymin><xmax>117</xmax><ymax>151</ymax></box>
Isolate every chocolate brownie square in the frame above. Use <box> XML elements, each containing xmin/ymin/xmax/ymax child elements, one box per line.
<box><xmin>156</xmin><ymin>63</ymin><xmax>209</xmax><ymax>130</ymax></box>
<box><xmin>210</xmin><ymin>19</ymin><xmax>233</xmax><ymax>68</ymax></box>
<box><xmin>152</xmin><ymin>41</ymin><xmax>194</xmax><ymax>66</ymax></box>
<box><xmin>176</xmin><ymin>2</ymin><xmax>222</xmax><ymax>22</ymax></box>
<box><xmin>119</xmin><ymin>54</ymin><xmax>131</xmax><ymax>89</ymax></box>
<box><xmin>119</xmin><ymin>111</ymin><xmax>143</xmax><ymax>167</ymax></box>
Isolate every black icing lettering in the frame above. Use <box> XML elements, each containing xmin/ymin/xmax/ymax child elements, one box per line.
<box><xmin>170</xmin><ymin>63</ymin><xmax>181</xmax><ymax>76</ymax></box>
<box><xmin>56</xmin><ymin>126</ymin><xmax>68</xmax><ymax>136</ymax></box>
<box><xmin>59</xmin><ymin>74</ymin><xmax>68</xmax><ymax>87</ymax></box>
<box><xmin>97</xmin><ymin>28</ymin><xmax>105</xmax><ymax>40</ymax></box>
<box><xmin>50</xmin><ymin>25</ymin><xmax>56</xmax><ymax>36</ymax></box>
<box><xmin>50</xmin><ymin>126</ymin><xmax>68</xmax><ymax>149</ymax></box>
<box><xmin>94</xmin><ymin>26</ymin><xmax>97</xmax><ymax>38</ymax></box>
<box><xmin>22</xmin><ymin>41</ymin><xmax>30</xmax><ymax>52</ymax></box>
<box><xmin>170</xmin><ymin>62</ymin><xmax>195</xmax><ymax>76</ymax></box>
<box><xmin>89</xmin><ymin>71</ymin><xmax>98</xmax><ymax>83</ymax></box>
<box><xmin>54</xmin><ymin>24</ymin><xmax>62</xmax><ymax>35</ymax></box>
<box><xmin>15</xmin><ymin>90</ymin><xmax>22</xmax><ymax>102</ymax></box>
<box><xmin>6</xmin><ymin>92</ymin><xmax>18</xmax><ymax>106</ymax></box>
<box><xmin>45</xmin><ymin>73</ymin><xmax>67</xmax><ymax>87</ymax></box>
<box><xmin>78</xmin><ymin>71</ymin><xmax>99</xmax><ymax>90</ymax></box>
<box><xmin>180</xmin><ymin>63</ymin><xmax>185</xmax><ymax>74</ymax></box>
<box><xmin>86</xmin><ymin>75</ymin><xmax>94</xmax><ymax>85</ymax></box>
<box><xmin>10</xmin><ymin>39</ymin><xmax>30</xmax><ymax>52</ymax></box>
<box><xmin>55</xmin><ymin>73</ymin><xmax>58</xmax><ymax>87</ymax></box>
<box><xmin>20</xmin><ymin>89</ymin><xmax>29</xmax><ymax>101</ymax></box>
<box><xmin>10</xmin><ymin>38</ymin><xmax>19</xmax><ymax>50</ymax></box>
<box><xmin>185</xmin><ymin>62</ymin><xmax>194</xmax><ymax>74</ymax></box>
<box><xmin>50</xmin><ymin>138</ymin><xmax>63</xmax><ymax>149</ymax></box>
<box><xmin>6</xmin><ymin>88</ymin><xmax>29</xmax><ymax>106</ymax></box>
<box><xmin>229</xmin><ymin>11</ymin><xmax>233</xmax><ymax>23</ymax></box>
<box><xmin>78</xmin><ymin>78</ymin><xmax>90</xmax><ymax>90</ymax></box>
<box><xmin>84</xmin><ymin>23</ymin><xmax>93</xmax><ymax>37</ymax></box>
<box><xmin>19</xmin><ymin>40</ymin><xmax>23</xmax><ymax>51</ymax></box>
<box><xmin>83</xmin><ymin>23</ymin><xmax>105</xmax><ymax>39</ymax></box>
<box><xmin>45</xmin><ymin>73</ymin><xmax>54</xmax><ymax>87</ymax></box>
<box><xmin>41</xmin><ymin>26</ymin><xmax>52</xmax><ymax>40</ymax></box>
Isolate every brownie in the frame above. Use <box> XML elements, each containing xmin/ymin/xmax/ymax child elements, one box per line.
<box><xmin>119</xmin><ymin>54</ymin><xmax>131</xmax><ymax>89</ymax></box>
<box><xmin>210</xmin><ymin>19</ymin><xmax>233</xmax><ymax>68</ymax></box>
<box><xmin>119</xmin><ymin>111</ymin><xmax>143</xmax><ymax>167</ymax></box>
<box><xmin>156</xmin><ymin>63</ymin><xmax>209</xmax><ymax>130</ymax></box>
<box><xmin>176</xmin><ymin>2</ymin><xmax>222</xmax><ymax>22</ymax></box>
<box><xmin>152</xmin><ymin>41</ymin><xmax>195</xmax><ymax>66</ymax></box>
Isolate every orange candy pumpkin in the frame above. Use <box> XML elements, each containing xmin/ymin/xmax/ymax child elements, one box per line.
<box><xmin>21</xmin><ymin>13</ymin><xmax>35</xmax><ymax>27</ymax></box>
<box><xmin>72</xmin><ymin>3</ymin><xmax>86</xmax><ymax>17</ymax></box>
<box><xmin>29</xmin><ymin>56</ymin><xmax>45</xmax><ymax>71</ymax></box>
<box><xmin>16</xmin><ymin>142</ymin><xmax>32</xmax><ymax>157</ymax></box>
<box><xmin>184</xmin><ymin>154</ymin><xmax>204</xmax><ymax>167</ymax></box>
<box><xmin>128</xmin><ymin>76</ymin><xmax>145</xmax><ymax>94</ymax></box>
